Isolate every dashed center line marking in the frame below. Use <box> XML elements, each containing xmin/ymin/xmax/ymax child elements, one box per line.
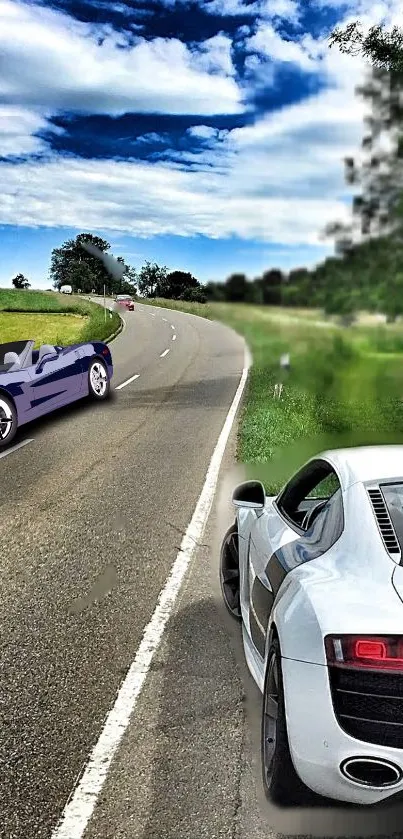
<box><xmin>162</xmin><ymin>317</ymin><xmax>168</xmax><ymax>322</ymax></box>
<box><xmin>115</xmin><ymin>374</ymin><xmax>140</xmax><ymax>390</ymax></box>
<box><xmin>160</xmin><ymin>349</ymin><xmax>170</xmax><ymax>358</ymax></box>
<box><xmin>0</xmin><ymin>438</ymin><xmax>34</xmax><ymax>460</ymax></box>
<box><xmin>171</xmin><ymin>324</ymin><xmax>175</xmax><ymax>330</ymax></box>
<box><xmin>50</xmin><ymin>346</ymin><xmax>250</xmax><ymax>839</ymax></box>
<box><xmin>172</xmin><ymin>335</ymin><xmax>176</xmax><ymax>341</ymax></box>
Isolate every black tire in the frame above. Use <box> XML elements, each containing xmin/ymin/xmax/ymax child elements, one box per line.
<box><xmin>88</xmin><ymin>358</ymin><xmax>110</xmax><ymax>401</ymax></box>
<box><xmin>261</xmin><ymin>638</ymin><xmax>309</xmax><ymax>806</ymax></box>
<box><xmin>219</xmin><ymin>522</ymin><xmax>242</xmax><ymax>620</ymax></box>
<box><xmin>0</xmin><ymin>393</ymin><xmax>17</xmax><ymax>449</ymax></box>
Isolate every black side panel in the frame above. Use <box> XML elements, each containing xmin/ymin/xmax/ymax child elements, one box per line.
<box><xmin>249</xmin><ymin>554</ymin><xmax>286</xmax><ymax>658</ymax></box>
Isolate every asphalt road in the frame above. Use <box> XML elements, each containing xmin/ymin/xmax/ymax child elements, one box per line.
<box><xmin>0</xmin><ymin>302</ymin><xmax>246</xmax><ymax>838</ymax></box>
<box><xmin>2</xmin><ymin>302</ymin><xmax>403</xmax><ymax>839</ymax></box>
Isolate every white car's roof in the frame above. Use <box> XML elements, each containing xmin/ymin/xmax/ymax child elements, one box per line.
<box><xmin>320</xmin><ymin>446</ymin><xmax>403</xmax><ymax>489</ymax></box>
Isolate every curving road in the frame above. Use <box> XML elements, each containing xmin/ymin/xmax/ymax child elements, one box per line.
<box><xmin>0</xmin><ymin>303</ymin><xmax>246</xmax><ymax>838</ymax></box>
<box><xmin>1</xmin><ymin>302</ymin><xmax>402</xmax><ymax>839</ymax></box>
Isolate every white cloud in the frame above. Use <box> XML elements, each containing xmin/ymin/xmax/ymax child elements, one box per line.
<box><xmin>192</xmin><ymin>33</ymin><xmax>236</xmax><ymax>77</ymax></box>
<box><xmin>187</xmin><ymin>125</ymin><xmax>218</xmax><ymax>139</ymax></box>
<box><xmin>200</xmin><ymin>0</ymin><xmax>300</xmax><ymax>22</ymax></box>
<box><xmin>247</xmin><ymin>23</ymin><xmax>319</xmax><ymax>71</ymax></box>
<box><xmin>0</xmin><ymin>0</ymin><xmax>401</xmax><ymax>251</ymax></box>
<box><xmin>0</xmin><ymin>122</ymin><xmax>353</xmax><ymax>244</ymax></box>
<box><xmin>0</xmin><ymin>105</ymin><xmax>65</xmax><ymax>156</ymax></box>
<box><xmin>0</xmin><ymin>0</ymin><xmax>242</xmax><ymax>119</ymax></box>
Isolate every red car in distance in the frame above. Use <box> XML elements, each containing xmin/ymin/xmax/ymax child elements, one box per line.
<box><xmin>115</xmin><ymin>294</ymin><xmax>135</xmax><ymax>311</ymax></box>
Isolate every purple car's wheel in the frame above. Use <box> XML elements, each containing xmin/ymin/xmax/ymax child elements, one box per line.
<box><xmin>88</xmin><ymin>359</ymin><xmax>110</xmax><ymax>400</ymax></box>
<box><xmin>0</xmin><ymin>394</ymin><xmax>17</xmax><ymax>448</ymax></box>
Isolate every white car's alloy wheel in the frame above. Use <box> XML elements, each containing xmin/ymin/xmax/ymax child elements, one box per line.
<box><xmin>220</xmin><ymin>523</ymin><xmax>241</xmax><ymax>620</ymax></box>
<box><xmin>261</xmin><ymin>639</ymin><xmax>313</xmax><ymax>807</ymax></box>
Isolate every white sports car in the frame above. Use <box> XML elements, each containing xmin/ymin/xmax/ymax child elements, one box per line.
<box><xmin>220</xmin><ymin>446</ymin><xmax>403</xmax><ymax>807</ymax></box>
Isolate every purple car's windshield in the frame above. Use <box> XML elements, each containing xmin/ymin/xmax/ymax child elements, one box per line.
<box><xmin>0</xmin><ymin>340</ymin><xmax>33</xmax><ymax>372</ymax></box>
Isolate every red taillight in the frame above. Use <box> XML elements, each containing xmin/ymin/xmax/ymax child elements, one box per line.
<box><xmin>355</xmin><ymin>640</ymin><xmax>387</xmax><ymax>659</ymax></box>
<box><xmin>325</xmin><ymin>635</ymin><xmax>403</xmax><ymax>671</ymax></box>
<box><xmin>102</xmin><ymin>347</ymin><xmax>109</xmax><ymax>356</ymax></box>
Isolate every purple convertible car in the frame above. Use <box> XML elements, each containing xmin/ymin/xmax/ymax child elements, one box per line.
<box><xmin>0</xmin><ymin>339</ymin><xmax>113</xmax><ymax>449</ymax></box>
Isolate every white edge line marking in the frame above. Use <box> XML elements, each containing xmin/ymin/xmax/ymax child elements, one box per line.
<box><xmin>172</xmin><ymin>335</ymin><xmax>176</xmax><ymax>341</ymax></box>
<box><xmin>160</xmin><ymin>349</ymin><xmax>170</xmax><ymax>358</ymax></box>
<box><xmin>115</xmin><ymin>373</ymin><xmax>140</xmax><ymax>390</ymax></box>
<box><xmin>51</xmin><ymin>344</ymin><xmax>251</xmax><ymax>839</ymax></box>
<box><xmin>0</xmin><ymin>438</ymin><xmax>34</xmax><ymax>460</ymax></box>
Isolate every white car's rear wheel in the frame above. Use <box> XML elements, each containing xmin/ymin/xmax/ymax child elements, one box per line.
<box><xmin>0</xmin><ymin>394</ymin><xmax>17</xmax><ymax>448</ymax></box>
<box><xmin>219</xmin><ymin>523</ymin><xmax>241</xmax><ymax>620</ymax></box>
<box><xmin>262</xmin><ymin>638</ymin><xmax>310</xmax><ymax>806</ymax></box>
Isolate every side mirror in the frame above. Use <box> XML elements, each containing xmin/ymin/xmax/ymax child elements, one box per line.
<box><xmin>232</xmin><ymin>480</ymin><xmax>265</xmax><ymax>510</ymax></box>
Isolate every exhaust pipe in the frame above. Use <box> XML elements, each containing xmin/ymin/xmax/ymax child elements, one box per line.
<box><xmin>340</xmin><ymin>757</ymin><xmax>402</xmax><ymax>788</ymax></box>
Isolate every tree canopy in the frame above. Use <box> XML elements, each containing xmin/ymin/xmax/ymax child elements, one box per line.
<box><xmin>329</xmin><ymin>22</ymin><xmax>403</xmax><ymax>72</ymax></box>
<box><xmin>11</xmin><ymin>273</ymin><xmax>30</xmax><ymax>289</ymax></box>
<box><xmin>49</xmin><ymin>233</ymin><xmax>137</xmax><ymax>296</ymax></box>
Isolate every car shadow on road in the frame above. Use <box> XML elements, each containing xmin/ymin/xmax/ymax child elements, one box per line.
<box><xmin>13</xmin><ymin>391</ymin><xmax>117</xmax><ymax>446</ymax></box>
<box><xmin>141</xmin><ymin>593</ymin><xmax>403</xmax><ymax>839</ymax></box>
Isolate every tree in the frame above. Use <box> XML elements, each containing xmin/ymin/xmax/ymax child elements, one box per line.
<box><xmin>180</xmin><ymin>286</ymin><xmax>207</xmax><ymax>303</ymax></box>
<box><xmin>329</xmin><ymin>22</ymin><xmax>403</xmax><ymax>73</ymax></box>
<box><xmin>50</xmin><ymin>234</ymin><xmax>110</xmax><ymax>293</ymax></box>
<box><xmin>115</xmin><ymin>258</ymin><xmax>138</xmax><ymax>296</ymax></box>
<box><xmin>321</xmin><ymin>58</ymin><xmax>403</xmax><ymax>318</ymax></box>
<box><xmin>137</xmin><ymin>261</ymin><xmax>169</xmax><ymax>297</ymax></box>
<box><xmin>156</xmin><ymin>270</ymin><xmax>201</xmax><ymax>300</ymax></box>
<box><xmin>224</xmin><ymin>273</ymin><xmax>249</xmax><ymax>302</ymax></box>
<box><xmin>64</xmin><ymin>260</ymin><xmax>95</xmax><ymax>294</ymax></box>
<box><xmin>378</xmin><ymin>271</ymin><xmax>403</xmax><ymax>322</ymax></box>
<box><xmin>257</xmin><ymin>269</ymin><xmax>284</xmax><ymax>305</ymax></box>
<box><xmin>11</xmin><ymin>273</ymin><xmax>30</xmax><ymax>289</ymax></box>
<box><xmin>49</xmin><ymin>233</ymin><xmax>137</xmax><ymax>295</ymax></box>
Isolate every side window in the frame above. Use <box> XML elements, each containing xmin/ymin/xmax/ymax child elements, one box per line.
<box><xmin>307</xmin><ymin>472</ymin><xmax>340</xmax><ymax>499</ymax></box>
<box><xmin>277</xmin><ymin>459</ymin><xmax>342</xmax><ymax>530</ymax></box>
<box><xmin>305</xmin><ymin>487</ymin><xmax>344</xmax><ymax>548</ymax></box>
<box><xmin>278</xmin><ymin>485</ymin><xmax>345</xmax><ymax>569</ymax></box>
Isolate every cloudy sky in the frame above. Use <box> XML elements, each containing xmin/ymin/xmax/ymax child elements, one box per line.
<box><xmin>0</xmin><ymin>0</ymin><xmax>401</xmax><ymax>287</ymax></box>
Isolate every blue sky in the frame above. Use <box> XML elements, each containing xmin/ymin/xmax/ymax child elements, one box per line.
<box><xmin>0</xmin><ymin>0</ymin><xmax>400</xmax><ymax>288</ymax></box>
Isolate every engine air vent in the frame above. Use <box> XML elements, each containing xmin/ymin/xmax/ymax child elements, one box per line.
<box><xmin>368</xmin><ymin>488</ymin><xmax>400</xmax><ymax>556</ymax></box>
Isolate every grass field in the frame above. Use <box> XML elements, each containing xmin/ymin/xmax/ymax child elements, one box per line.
<box><xmin>0</xmin><ymin>289</ymin><xmax>120</xmax><ymax>345</ymax></box>
<box><xmin>142</xmin><ymin>298</ymin><xmax>403</xmax><ymax>491</ymax></box>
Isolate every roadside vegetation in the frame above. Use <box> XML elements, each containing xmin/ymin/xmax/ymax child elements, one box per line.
<box><xmin>141</xmin><ymin>297</ymin><xmax>403</xmax><ymax>492</ymax></box>
<box><xmin>0</xmin><ymin>289</ymin><xmax>120</xmax><ymax>346</ymax></box>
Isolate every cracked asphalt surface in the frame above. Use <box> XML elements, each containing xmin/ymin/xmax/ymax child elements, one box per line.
<box><xmin>2</xmin><ymin>302</ymin><xmax>403</xmax><ymax>839</ymax></box>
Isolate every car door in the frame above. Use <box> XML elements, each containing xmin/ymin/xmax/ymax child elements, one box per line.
<box><xmin>246</xmin><ymin>459</ymin><xmax>342</xmax><ymax>659</ymax></box>
<box><xmin>28</xmin><ymin>348</ymin><xmax>83</xmax><ymax>417</ymax></box>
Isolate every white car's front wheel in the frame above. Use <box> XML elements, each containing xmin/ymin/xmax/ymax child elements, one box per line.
<box><xmin>261</xmin><ymin>638</ymin><xmax>312</xmax><ymax>807</ymax></box>
<box><xmin>219</xmin><ymin>523</ymin><xmax>241</xmax><ymax>620</ymax></box>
